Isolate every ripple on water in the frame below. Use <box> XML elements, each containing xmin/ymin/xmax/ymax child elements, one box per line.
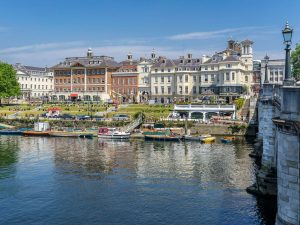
<box><xmin>0</xmin><ymin>136</ymin><xmax>276</xmax><ymax>225</ymax></box>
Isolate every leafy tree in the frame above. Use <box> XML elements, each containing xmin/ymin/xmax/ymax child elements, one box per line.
<box><xmin>291</xmin><ymin>43</ymin><xmax>300</xmax><ymax>81</ymax></box>
<box><xmin>234</xmin><ymin>98</ymin><xmax>245</xmax><ymax>110</ymax></box>
<box><xmin>0</xmin><ymin>63</ymin><xmax>20</xmax><ymax>104</ymax></box>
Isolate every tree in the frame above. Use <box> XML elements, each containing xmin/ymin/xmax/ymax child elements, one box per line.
<box><xmin>0</xmin><ymin>62</ymin><xmax>21</xmax><ymax>104</ymax></box>
<box><xmin>291</xmin><ymin>43</ymin><xmax>300</xmax><ymax>81</ymax></box>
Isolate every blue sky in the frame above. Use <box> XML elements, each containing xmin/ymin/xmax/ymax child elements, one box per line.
<box><xmin>0</xmin><ymin>0</ymin><xmax>299</xmax><ymax>66</ymax></box>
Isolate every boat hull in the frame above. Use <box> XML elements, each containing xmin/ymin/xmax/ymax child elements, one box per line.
<box><xmin>144</xmin><ymin>135</ymin><xmax>181</xmax><ymax>141</ymax></box>
<box><xmin>98</xmin><ymin>134</ymin><xmax>130</xmax><ymax>139</ymax></box>
<box><xmin>0</xmin><ymin>130</ymin><xmax>24</xmax><ymax>135</ymax></box>
<box><xmin>201</xmin><ymin>137</ymin><xmax>216</xmax><ymax>143</ymax></box>
<box><xmin>184</xmin><ymin>135</ymin><xmax>201</xmax><ymax>141</ymax></box>
<box><xmin>49</xmin><ymin>131</ymin><xmax>94</xmax><ymax>138</ymax></box>
<box><xmin>23</xmin><ymin>131</ymin><xmax>50</xmax><ymax>136</ymax></box>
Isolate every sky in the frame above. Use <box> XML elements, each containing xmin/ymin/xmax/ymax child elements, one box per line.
<box><xmin>0</xmin><ymin>0</ymin><xmax>300</xmax><ymax>66</ymax></box>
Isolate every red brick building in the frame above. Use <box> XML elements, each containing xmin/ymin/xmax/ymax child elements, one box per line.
<box><xmin>111</xmin><ymin>54</ymin><xmax>139</xmax><ymax>103</ymax></box>
<box><xmin>51</xmin><ymin>48</ymin><xmax>119</xmax><ymax>101</ymax></box>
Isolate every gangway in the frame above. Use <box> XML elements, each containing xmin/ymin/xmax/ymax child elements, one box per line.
<box><xmin>122</xmin><ymin>113</ymin><xmax>144</xmax><ymax>133</ymax></box>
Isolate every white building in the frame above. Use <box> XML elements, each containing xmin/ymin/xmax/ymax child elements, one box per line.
<box><xmin>200</xmin><ymin>39</ymin><xmax>254</xmax><ymax>102</ymax></box>
<box><xmin>260</xmin><ymin>58</ymin><xmax>284</xmax><ymax>84</ymax></box>
<box><xmin>137</xmin><ymin>51</ymin><xmax>155</xmax><ymax>103</ymax></box>
<box><xmin>14</xmin><ymin>63</ymin><xmax>54</xmax><ymax>100</ymax></box>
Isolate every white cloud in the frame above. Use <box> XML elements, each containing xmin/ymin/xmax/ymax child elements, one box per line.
<box><xmin>0</xmin><ymin>41</ymin><xmax>85</xmax><ymax>54</ymax></box>
<box><xmin>168</xmin><ymin>26</ymin><xmax>274</xmax><ymax>40</ymax></box>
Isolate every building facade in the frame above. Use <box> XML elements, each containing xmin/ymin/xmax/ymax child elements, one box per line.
<box><xmin>14</xmin><ymin>63</ymin><xmax>54</xmax><ymax>100</ymax></box>
<box><xmin>200</xmin><ymin>39</ymin><xmax>254</xmax><ymax>103</ymax></box>
<box><xmin>111</xmin><ymin>54</ymin><xmax>139</xmax><ymax>103</ymax></box>
<box><xmin>260</xmin><ymin>58</ymin><xmax>284</xmax><ymax>85</ymax></box>
<box><xmin>51</xmin><ymin>48</ymin><xmax>119</xmax><ymax>101</ymax></box>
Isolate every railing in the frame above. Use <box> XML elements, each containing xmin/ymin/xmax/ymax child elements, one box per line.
<box><xmin>122</xmin><ymin>113</ymin><xmax>144</xmax><ymax>133</ymax></box>
<box><xmin>174</xmin><ymin>104</ymin><xmax>235</xmax><ymax>111</ymax></box>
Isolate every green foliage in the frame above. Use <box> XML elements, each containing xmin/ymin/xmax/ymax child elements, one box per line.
<box><xmin>291</xmin><ymin>43</ymin><xmax>300</xmax><ymax>80</ymax></box>
<box><xmin>234</xmin><ymin>98</ymin><xmax>245</xmax><ymax>110</ymax></box>
<box><xmin>228</xmin><ymin>124</ymin><xmax>247</xmax><ymax>134</ymax></box>
<box><xmin>242</xmin><ymin>85</ymin><xmax>249</xmax><ymax>94</ymax></box>
<box><xmin>0</xmin><ymin>63</ymin><xmax>20</xmax><ymax>100</ymax></box>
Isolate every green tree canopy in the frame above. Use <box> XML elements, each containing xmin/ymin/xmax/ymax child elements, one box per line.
<box><xmin>291</xmin><ymin>43</ymin><xmax>300</xmax><ymax>81</ymax></box>
<box><xmin>0</xmin><ymin>62</ymin><xmax>21</xmax><ymax>102</ymax></box>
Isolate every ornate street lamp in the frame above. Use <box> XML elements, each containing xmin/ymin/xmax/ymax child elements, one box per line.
<box><xmin>282</xmin><ymin>22</ymin><xmax>294</xmax><ymax>85</ymax></box>
<box><xmin>264</xmin><ymin>54</ymin><xmax>270</xmax><ymax>84</ymax></box>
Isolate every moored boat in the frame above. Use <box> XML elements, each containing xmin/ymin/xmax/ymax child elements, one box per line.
<box><xmin>220</xmin><ymin>136</ymin><xmax>235</xmax><ymax>143</ymax></box>
<box><xmin>183</xmin><ymin>135</ymin><xmax>201</xmax><ymax>141</ymax></box>
<box><xmin>23</xmin><ymin>130</ymin><xmax>50</xmax><ymax>136</ymax></box>
<box><xmin>0</xmin><ymin>129</ymin><xmax>24</xmax><ymax>135</ymax></box>
<box><xmin>144</xmin><ymin>134</ymin><xmax>181</xmax><ymax>141</ymax></box>
<box><xmin>98</xmin><ymin>127</ymin><xmax>130</xmax><ymax>139</ymax></box>
<box><xmin>200</xmin><ymin>134</ymin><xmax>216</xmax><ymax>143</ymax></box>
<box><xmin>49</xmin><ymin>131</ymin><xmax>94</xmax><ymax>138</ymax></box>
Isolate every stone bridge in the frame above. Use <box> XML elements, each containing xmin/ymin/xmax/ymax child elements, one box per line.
<box><xmin>247</xmin><ymin>82</ymin><xmax>300</xmax><ymax>225</ymax></box>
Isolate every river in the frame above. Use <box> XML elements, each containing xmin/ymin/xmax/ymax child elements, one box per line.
<box><xmin>0</xmin><ymin>136</ymin><xmax>276</xmax><ymax>225</ymax></box>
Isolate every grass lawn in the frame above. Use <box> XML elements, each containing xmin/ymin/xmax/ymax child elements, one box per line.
<box><xmin>0</xmin><ymin>103</ymin><xmax>174</xmax><ymax>121</ymax></box>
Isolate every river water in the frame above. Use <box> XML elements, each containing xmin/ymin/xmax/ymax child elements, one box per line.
<box><xmin>0</xmin><ymin>136</ymin><xmax>276</xmax><ymax>225</ymax></box>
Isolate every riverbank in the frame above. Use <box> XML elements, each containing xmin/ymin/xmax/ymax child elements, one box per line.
<box><xmin>0</xmin><ymin>117</ymin><xmax>256</xmax><ymax>136</ymax></box>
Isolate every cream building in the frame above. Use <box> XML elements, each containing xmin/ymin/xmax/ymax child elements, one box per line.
<box><xmin>14</xmin><ymin>63</ymin><xmax>54</xmax><ymax>100</ymax></box>
<box><xmin>137</xmin><ymin>50</ymin><xmax>156</xmax><ymax>102</ymax></box>
<box><xmin>200</xmin><ymin>39</ymin><xmax>254</xmax><ymax>102</ymax></box>
<box><xmin>260</xmin><ymin>58</ymin><xmax>284</xmax><ymax>84</ymax></box>
<box><xmin>150</xmin><ymin>54</ymin><xmax>201</xmax><ymax>103</ymax></box>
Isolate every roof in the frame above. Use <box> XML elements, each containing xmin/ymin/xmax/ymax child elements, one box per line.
<box><xmin>51</xmin><ymin>55</ymin><xmax>120</xmax><ymax>69</ymax></box>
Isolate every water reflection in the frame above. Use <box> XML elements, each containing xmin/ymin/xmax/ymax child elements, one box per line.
<box><xmin>0</xmin><ymin>136</ymin><xmax>276</xmax><ymax>225</ymax></box>
<box><xmin>0</xmin><ymin>137</ymin><xmax>20</xmax><ymax>179</ymax></box>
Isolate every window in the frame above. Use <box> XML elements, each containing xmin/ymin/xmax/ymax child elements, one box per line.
<box><xmin>185</xmin><ymin>75</ymin><xmax>188</xmax><ymax>82</ymax></box>
<box><xmin>155</xmin><ymin>87</ymin><xmax>158</xmax><ymax>94</ymax></box>
<box><xmin>226</xmin><ymin>72</ymin><xmax>230</xmax><ymax>81</ymax></box>
<box><xmin>167</xmin><ymin>76</ymin><xmax>171</xmax><ymax>82</ymax></box>
<box><xmin>168</xmin><ymin>69</ymin><xmax>171</xmax><ymax>72</ymax></box>
<box><xmin>226</xmin><ymin>64</ymin><xmax>231</xmax><ymax>68</ymax></box>
<box><xmin>205</xmin><ymin>66</ymin><xmax>208</xmax><ymax>70</ymax></box>
<box><xmin>205</xmin><ymin>74</ymin><xmax>208</xmax><ymax>82</ymax></box>
<box><xmin>161</xmin><ymin>76</ymin><xmax>164</xmax><ymax>83</ymax></box>
<box><xmin>161</xmin><ymin>69</ymin><xmax>164</xmax><ymax>72</ymax></box>
<box><xmin>179</xmin><ymin>86</ymin><xmax>182</xmax><ymax>94</ymax></box>
<box><xmin>193</xmin><ymin>76</ymin><xmax>196</xmax><ymax>82</ymax></box>
<box><xmin>155</xmin><ymin>77</ymin><xmax>158</xmax><ymax>83</ymax></box>
<box><xmin>232</xmin><ymin>72</ymin><xmax>235</xmax><ymax>81</ymax></box>
<box><xmin>245</xmin><ymin>76</ymin><xmax>248</xmax><ymax>82</ymax></box>
<box><xmin>155</xmin><ymin>69</ymin><xmax>158</xmax><ymax>73</ymax></box>
<box><xmin>211</xmin><ymin>74</ymin><xmax>215</xmax><ymax>82</ymax></box>
<box><xmin>179</xmin><ymin>76</ymin><xmax>183</xmax><ymax>82</ymax></box>
<box><xmin>211</xmin><ymin>66</ymin><xmax>214</xmax><ymax>70</ymax></box>
<box><xmin>168</xmin><ymin>86</ymin><xmax>171</xmax><ymax>94</ymax></box>
<box><xmin>185</xmin><ymin>86</ymin><xmax>188</xmax><ymax>94</ymax></box>
<box><xmin>193</xmin><ymin>86</ymin><xmax>196</xmax><ymax>94</ymax></box>
<box><xmin>161</xmin><ymin>86</ymin><xmax>164</xmax><ymax>94</ymax></box>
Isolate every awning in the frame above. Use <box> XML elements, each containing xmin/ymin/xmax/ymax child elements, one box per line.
<box><xmin>70</xmin><ymin>93</ymin><xmax>78</xmax><ymax>97</ymax></box>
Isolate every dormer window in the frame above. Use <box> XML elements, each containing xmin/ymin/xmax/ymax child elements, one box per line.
<box><xmin>188</xmin><ymin>60</ymin><xmax>191</xmax><ymax>63</ymax></box>
<box><xmin>180</xmin><ymin>60</ymin><xmax>183</xmax><ymax>63</ymax></box>
<box><xmin>162</xmin><ymin>59</ymin><xmax>166</xmax><ymax>63</ymax></box>
<box><xmin>197</xmin><ymin>59</ymin><xmax>200</xmax><ymax>63</ymax></box>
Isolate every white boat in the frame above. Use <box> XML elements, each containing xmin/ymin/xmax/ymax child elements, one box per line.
<box><xmin>98</xmin><ymin>127</ymin><xmax>130</xmax><ymax>139</ymax></box>
<box><xmin>184</xmin><ymin>135</ymin><xmax>201</xmax><ymax>141</ymax></box>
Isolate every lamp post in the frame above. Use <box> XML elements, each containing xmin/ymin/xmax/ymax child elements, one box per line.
<box><xmin>264</xmin><ymin>54</ymin><xmax>270</xmax><ymax>84</ymax></box>
<box><xmin>282</xmin><ymin>22</ymin><xmax>294</xmax><ymax>85</ymax></box>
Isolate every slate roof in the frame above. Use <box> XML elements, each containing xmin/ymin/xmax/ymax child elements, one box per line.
<box><xmin>51</xmin><ymin>55</ymin><xmax>120</xmax><ymax>69</ymax></box>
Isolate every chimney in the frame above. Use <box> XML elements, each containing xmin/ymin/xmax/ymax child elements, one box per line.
<box><xmin>151</xmin><ymin>48</ymin><xmax>156</xmax><ymax>59</ymax></box>
<box><xmin>127</xmin><ymin>52</ymin><xmax>133</xmax><ymax>61</ymax></box>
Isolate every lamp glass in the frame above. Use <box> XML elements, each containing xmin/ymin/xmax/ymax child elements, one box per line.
<box><xmin>282</xmin><ymin>28</ymin><xmax>293</xmax><ymax>43</ymax></box>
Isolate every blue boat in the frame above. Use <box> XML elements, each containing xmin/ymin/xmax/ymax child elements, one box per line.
<box><xmin>0</xmin><ymin>129</ymin><xmax>24</xmax><ymax>135</ymax></box>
